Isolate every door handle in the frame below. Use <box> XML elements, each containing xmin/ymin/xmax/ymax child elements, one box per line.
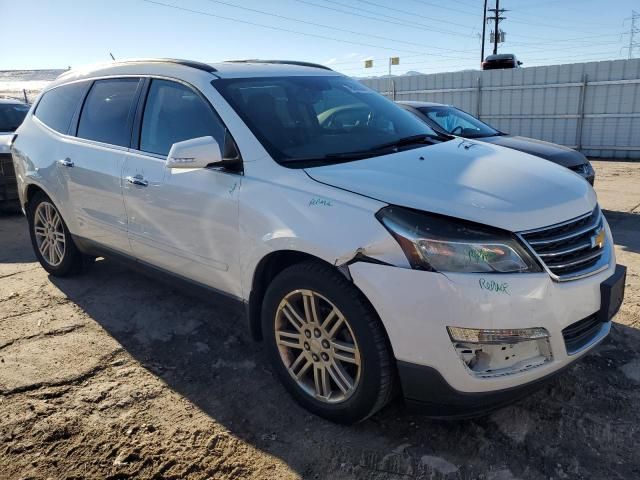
<box><xmin>125</xmin><ymin>175</ymin><xmax>149</xmax><ymax>187</ymax></box>
<box><xmin>57</xmin><ymin>158</ymin><xmax>74</xmax><ymax>167</ymax></box>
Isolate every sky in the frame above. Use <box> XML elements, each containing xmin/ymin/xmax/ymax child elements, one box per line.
<box><xmin>3</xmin><ymin>0</ymin><xmax>638</xmax><ymax>76</ymax></box>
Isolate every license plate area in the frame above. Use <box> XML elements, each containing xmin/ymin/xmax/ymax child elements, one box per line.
<box><xmin>598</xmin><ymin>264</ymin><xmax>626</xmax><ymax>322</ymax></box>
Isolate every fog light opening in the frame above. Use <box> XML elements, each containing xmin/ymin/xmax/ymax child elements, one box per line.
<box><xmin>447</xmin><ymin>327</ymin><xmax>553</xmax><ymax>378</ymax></box>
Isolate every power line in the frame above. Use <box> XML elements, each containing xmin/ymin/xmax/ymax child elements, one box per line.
<box><xmin>304</xmin><ymin>0</ymin><xmax>604</xmax><ymax>44</ymax></box>
<box><xmin>200</xmin><ymin>0</ymin><xmax>477</xmax><ymax>56</ymax></box>
<box><xmin>507</xmin><ymin>10</ymin><xmax>621</xmax><ymax>30</ymax></box>
<box><xmin>513</xmin><ymin>0</ymin><xmax>585</xmax><ymax>11</ymax></box>
<box><xmin>316</xmin><ymin>0</ymin><xmax>477</xmax><ymax>35</ymax></box>
<box><xmin>365</xmin><ymin>0</ymin><xmax>478</xmax><ymax>20</ymax></box>
<box><xmin>410</xmin><ymin>0</ymin><xmax>620</xmax><ymax>35</ymax></box>
<box><xmin>141</xmin><ymin>0</ymin><xmax>478</xmax><ymax>61</ymax></box>
<box><xmin>329</xmin><ymin>32</ymin><xmax>628</xmax><ymax>68</ymax></box>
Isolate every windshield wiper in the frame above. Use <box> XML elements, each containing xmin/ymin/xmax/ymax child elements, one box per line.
<box><xmin>370</xmin><ymin>134</ymin><xmax>444</xmax><ymax>151</ymax></box>
<box><xmin>279</xmin><ymin>134</ymin><xmax>449</xmax><ymax>167</ymax></box>
<box><xmin>279</xmin><ymin>151</ymin><xmax>376</xmax><ymax>167</ymax></box>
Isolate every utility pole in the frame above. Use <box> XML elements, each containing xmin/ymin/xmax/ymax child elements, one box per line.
<box><xmin>627</xmin><ymin>10</ymin><xmax>640</xmax><ymax>59</ymax></box>
<box><xmin>481</xmin><ymin>0</ymin><xmax>488</xmax><ymax>65</ymax></box>
<box><xmin>493</xmin><ymin>0</ymin><xmax>500</xmax><ymax>55</ymax></box>
<box><xmin>488</xmin><ymin>0</ymin><xmax>507</xmax><ymax>55</ymax></box>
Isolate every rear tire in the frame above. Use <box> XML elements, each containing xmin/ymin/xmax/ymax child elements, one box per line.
<box><xmin>262</xmin><ymin>260</ymin><xmax>395</xmax><ymax>424</ymax></box>
<box><xmin>27</xmin><ymin>191</ymin><xmax>87</xmax><ymax>276</ymax></box>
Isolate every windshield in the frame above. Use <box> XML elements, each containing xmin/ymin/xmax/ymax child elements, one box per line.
<box><xmin>213</xmin><ymin>76</ymin><xmax>441</xmax><ymax>165</ymax></box>
<box><xmin>419</xmin><ymin>106</ymin><xmax>500</xmax><ymax>138</ymax></box>
<box><xmin>0</xmin><ymin>102</ymin><xmax>29</xmax><ymax>132</ymax></box>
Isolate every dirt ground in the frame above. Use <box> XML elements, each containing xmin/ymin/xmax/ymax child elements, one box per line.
<box><xmin>1</xmin><ymin>160</ymin><xmax>639</xmax><ymax>480</ymax></box>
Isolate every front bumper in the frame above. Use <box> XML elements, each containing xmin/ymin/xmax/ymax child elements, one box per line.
<box><xmin>396</xmin><ymin>357</ymin><xmax>579</xmax><ymax>418</ymax></box>
<box><xmin>349</xmin><ymin>247</ymin><xmax>621</xmax><ymax>409</ymax></box>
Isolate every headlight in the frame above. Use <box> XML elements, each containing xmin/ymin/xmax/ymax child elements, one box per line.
<box><xmin>376</xmin><ymin>206</ymin><xmax>541</xmax><ymax>273</ymax></box>
<box><xmin>584</xmin><ymin>162</ymin><xmax>595</xmax><ymax>177</ymax></box>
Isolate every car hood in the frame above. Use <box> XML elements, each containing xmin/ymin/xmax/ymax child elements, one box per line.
<box><xmin>477</xmin><ymin>135</ymin><xmax>587</xmax><ymax>167</ymax></box>
<box><xmin>0</xmin><ymin>133</ymin><xmax>13</xmax><ymax>154</ymax></box>
<box><xmin>304</xmin><ymin>139</ymin><xmax>596</xmax><ymax>232</ymax></box>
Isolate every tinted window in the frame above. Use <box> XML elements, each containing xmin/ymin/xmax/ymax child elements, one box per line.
<box><xmin>0</xmin><ymin>102</ymin><xmax>30</xmax><ymax>132</ymax></box>
<box><xmin>77</xmin><ymin>79</ymin><xmax>139</xmax><ymax>147</ymax></box>
<box><xmin>419</xmin><ymin>106</ymin><xmax>499</xmax><ymax>138</ymax></box>
<box><xmin>214</xmin><ymin>76</ymin><xmax>439</xmax><ymax>165</ymax></box>
<box><xmin>34</xmin><ymin>82</ymin><xmax>87</xmax><ymax>133</ymax></box>
<box><xmin>140</xmin><ymin>79</ymin><xmax>226</xmax><ymax>156</ymax></box>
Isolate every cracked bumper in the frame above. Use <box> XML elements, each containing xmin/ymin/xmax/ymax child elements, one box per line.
<box><xmin>349</xmin><ymin>252</ymin><xmax>618</xmax><ymax>400</ymax></box>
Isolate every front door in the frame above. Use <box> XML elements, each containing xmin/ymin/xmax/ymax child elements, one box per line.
<box><xmin>122</xmin><ymin>78</ymin><xmax>242</xmax><ymax>297</ymax></box>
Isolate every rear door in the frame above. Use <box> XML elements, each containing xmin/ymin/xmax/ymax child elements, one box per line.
<box><xmin>122</xmin><ymin>78</ymin><xmax>243</xmax><ymax>297</ymax></box>
<box><xmin>59</xmin><ymin>78</ymin><xmax>142</xmax><ymax>254</ymax></box>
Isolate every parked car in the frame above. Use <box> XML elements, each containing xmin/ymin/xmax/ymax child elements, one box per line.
<box><xmin>0</xmin><ymin>98</ymin><xmax>30</xmax><ymax>212</ymax></box>
<box><xmin>398</xmin><ymin>101</ymin><xmax>596</xmax><ymax>185</ymax></box>
<box><xmin>482</xmin><ymin>53</ymin><xmax>522</xmax><ymax>70</ymax></box>
<box><xmin>11</xmin><ymin>59</ymin><xmax>625</xmax><ymax>423</ymax></box>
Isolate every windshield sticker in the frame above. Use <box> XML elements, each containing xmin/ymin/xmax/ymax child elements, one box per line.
<box><xmin>479</xmin><ymin>278</ymin><xmax>510</xmax><ymax>295</ymax></box>
<box><xmin>309</xmin><ymin>198</ymin><xmax>333</xmax><ymax>207</ymax></box>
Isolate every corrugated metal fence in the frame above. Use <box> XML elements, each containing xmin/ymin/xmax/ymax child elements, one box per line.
<box><xmin>360</xmin><ymin>59</ymin><xmax>640</xmax><ymax>159</ymax></box>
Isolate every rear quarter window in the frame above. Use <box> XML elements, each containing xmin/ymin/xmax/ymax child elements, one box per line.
<box><xmin>34</xmin><ymin>82</ymin><xmax>88</xmax><ymax>134</ymax></box>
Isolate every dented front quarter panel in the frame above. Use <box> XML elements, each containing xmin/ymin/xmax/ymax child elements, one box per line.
<box><xmin>237</xmin><ymin>158</ymin><xmax>409</xmax><ymax>299</ymax></box>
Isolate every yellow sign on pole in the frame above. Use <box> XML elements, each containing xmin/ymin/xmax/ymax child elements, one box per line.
<box><xmin>364</xmin><ymin>59</ymin><xmax>373</xmax><ymax>68</ymax></box>
<box><xmin>390</xmin><ymin>57</ymin><xmax>400</xmax><ymax>65</ymax></box>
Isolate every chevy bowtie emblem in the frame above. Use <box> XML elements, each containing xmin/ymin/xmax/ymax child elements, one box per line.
<box><xmin>591</xmin><ymin>229</ymin><xmax>606</xmax><ymax>249</ymax></box>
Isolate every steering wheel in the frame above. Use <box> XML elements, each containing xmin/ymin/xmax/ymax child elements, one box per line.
<box><xmin>450</xmin><ymin>126</ymin><xmax>464</xmax><ymax>135</ymax></box>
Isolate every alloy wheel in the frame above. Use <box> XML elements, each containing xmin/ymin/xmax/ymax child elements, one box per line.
<box><xmin>274</xmin><ymin>289</ymin><xmax>361</xmax><ymax>403</ymax></box>
<box><xmin>33</xmin><ymin>201</ymin><xmax>66</xmax><ymax>267</ymax></box>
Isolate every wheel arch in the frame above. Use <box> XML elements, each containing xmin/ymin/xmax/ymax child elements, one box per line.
<box><xmin>246</xmin><ymin>249</ymin><xmax>391</xmax><ymax>353</ymax></box>
<box><xmin>24</xmin><ymin>183</ymin><xmax>54</xmax><ymax>214</ymax></box>
<box><xmin>247</xmin><ymin>250</ymin><xmax>325</xmax><ymax>340</ymax></box>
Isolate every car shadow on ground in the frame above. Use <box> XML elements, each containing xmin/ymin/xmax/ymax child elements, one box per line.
<box><xmin>0</xmin><ymin>212</ymin><xmax>34</xmax><ymax>264</ymax></box>
<box><xmin>45</xmin><ymin>250</ymin><xmax>640</xmax><ymax>478</ymax></box>
<box><xmin>2</xmin><ymin>206</ymin><xmax>638</xmax><ymax>478</ymax></box>
<box><xmin>603</xmin><ymin>209</ymin><xmax>640</xmax><ymax>255</ymax></box>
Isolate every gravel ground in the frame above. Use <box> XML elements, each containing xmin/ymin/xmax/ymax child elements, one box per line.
<box><xmin>0</xmin><ymin>160</ymin><xmax>639</xmax><ymax>480</ymax></box>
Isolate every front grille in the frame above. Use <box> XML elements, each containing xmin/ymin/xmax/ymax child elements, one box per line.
<box><xmin>562</xmin><ymin>314</ymin><xmax>604</xmax><ymax>355</ymax></box>
<box><xmin>519</xmin><ymin>207</ymin><xmax>606</xmax><ymax>280</ymax></box>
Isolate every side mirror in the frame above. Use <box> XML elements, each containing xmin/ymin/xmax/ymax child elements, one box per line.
<box><xmin>517</xmin><ymin>61</ymin><xmax>523</xmax><ymax>66</ymax></box>
<box><xmin>166</xmin><ymin>136</ymin><xmax>222</xmax><ymax>169</ymax></box>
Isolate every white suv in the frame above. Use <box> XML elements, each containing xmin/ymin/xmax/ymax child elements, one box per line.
<box><xmin>11</xmin><ymin>59</ymin><xmax>626</xmax><ymax>423</ymax></box>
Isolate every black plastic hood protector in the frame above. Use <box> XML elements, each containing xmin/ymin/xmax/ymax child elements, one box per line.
<box><xmin>477</xmin><ymin>135</ymin><xmax>588</xmax><ymax>168</ymax></box>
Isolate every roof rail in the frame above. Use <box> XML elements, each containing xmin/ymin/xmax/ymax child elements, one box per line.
<box><xmin>225</xmin><ymin>59</ymin><xmax>333</xmax><ymax>71</ymax></box>
<box><xmin>115</xmin><ymin>58</ymin><xmax>217</xmax><ymax>73</ymax></box>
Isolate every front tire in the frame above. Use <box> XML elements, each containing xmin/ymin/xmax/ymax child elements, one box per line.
<box><xmin>262</xmin><ymin>261</ymin><xmax>395</xmax><ymax>424</ymax></box>
<box><xmin>27</xmin><ymin>191</ymin><xmax>87</xmax><ymax>276</ymax></box>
